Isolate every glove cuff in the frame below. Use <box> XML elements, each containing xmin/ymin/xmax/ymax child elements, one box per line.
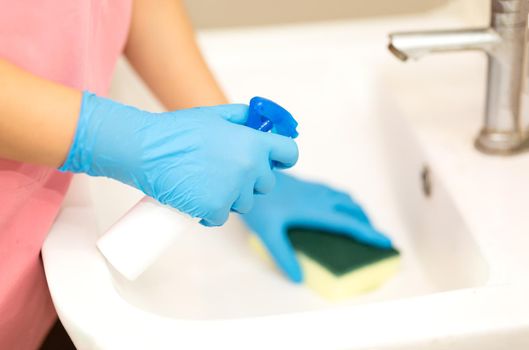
<box><xmin>58</xmin><ymin>91</ymin><xmax>99</xmax><ymax>174</ymax></box>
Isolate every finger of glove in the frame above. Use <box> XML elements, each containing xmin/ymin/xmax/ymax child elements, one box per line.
<box><xmin>264</xmin><ymin>133</ymin><xmax>299</xmax><ymax>169</ymax></box>
<box><xmin>204</xmin><ymin>104</ymin><xmax>249</xmax><ymax>124</ymax></box>
<box><xmin>334</xmin><ymin>204</ymin><xmax>372</xmax><ymax>225</ymax></box>
<box><xmin>254</xmin><ymin>169</ymin><xmax>276</xmax><ymax>194</ymax></box>
<box><xmin>322</xmin><ymin>189</ymin><xmax>371</xmax><ymax>225</ymax></box>
<box><xmin>199</xmin><ymin>206</ymin><xmax>231</xmax><ymax>227</ymax></box>
<box><xmin>300</xmin><ymin>213</ymin><xmax>393</xmax><ymax>249</ymax></box>
<box><xmin>331</xmin><ymin>192</ymin><xmax>372</xmax><ymax>225</ymax></box>
<box><xmin>259</xmin><ymin>231</ymin><xmax>303</xmax><ymax>283</ymax></box>
<box><xmin>231</xmin><ymin>184</ymin><xmax>255</xmax><ymax>214</ymax></box>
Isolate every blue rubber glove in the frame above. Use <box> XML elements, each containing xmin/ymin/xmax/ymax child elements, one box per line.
<box><xmin>60</xmin><ymin>92</ymin><xmax>298</xmax><ymax>226</ymax></box>
<box><xmin>241</xmin><ymin>172</ymin><xmax>393</xmax><ymax>282</ymax></box>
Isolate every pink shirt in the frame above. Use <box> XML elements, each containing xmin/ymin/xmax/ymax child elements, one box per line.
<box><xmin>0</xmin><ymin>1</ymin><xmax>131</xmax><ymax>348</ymax></box>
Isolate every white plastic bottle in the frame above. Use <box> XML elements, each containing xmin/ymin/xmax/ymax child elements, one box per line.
<box><xmin>97</xmin><ymin>196</ymin><xmax>196</xmax><ymax>280</ymax></box>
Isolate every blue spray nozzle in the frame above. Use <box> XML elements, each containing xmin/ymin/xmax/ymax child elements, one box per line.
<box><xmin>246</xmin><ymin>96</ymin><xmax>298</xmax><ymax>138</ymax></box>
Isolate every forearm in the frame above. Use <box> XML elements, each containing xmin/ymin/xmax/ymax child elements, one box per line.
<box><xmin>124</xmin><ymin>0</ymin><xmax>227</xmax><ymax>110</ymax></box>
<box><xmin>0</xmin><ymin>59</ymin><xmax>80</xmax><ymax>167</ymax></box>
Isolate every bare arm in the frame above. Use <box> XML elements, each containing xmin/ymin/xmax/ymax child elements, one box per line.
<box><xmin>0</xmin><ymin>0</ymin><xmax>227</xmax><ymax>167</ymax></box>
<box><xmin>0</xmin><ymin>0</ymin><xmax>224</xmax><ymax>167</ymax></box>
<box><xmin>124</xmin><ymin>0</ymin><xmax>228</xmax><ymax>110</ymax></box>
<box><xmin>0</xmin><ymin>59</ymin><xmax>80</xmax><ymax>167</ymax></box>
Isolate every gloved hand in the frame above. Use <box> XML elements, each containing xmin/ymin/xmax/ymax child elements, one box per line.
<box><xmin>60</xmin><ymin>92</ymin><xmax>298</xmax><ymax>226</ymax></box>
<box><xmin>241</xmin><ymin>172</ymin><xmax>393</xmax><ymax>282</ymax></box>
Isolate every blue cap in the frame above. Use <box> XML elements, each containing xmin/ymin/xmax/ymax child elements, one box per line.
<box><xmin>246</xmin><ymin>97</ymin><xmax>298</xmax><ymax>138</ymax></box>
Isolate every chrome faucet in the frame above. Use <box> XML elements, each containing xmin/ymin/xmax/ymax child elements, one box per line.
<box><xmin>388</xmin><ymin>0</ymin><xmax>529</xmax><ymax>155</ymax></box>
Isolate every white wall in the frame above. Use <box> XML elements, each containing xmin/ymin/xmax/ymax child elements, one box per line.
<box><xmin>183</xmin><ymin>0</ymin><xmax>447</xmax><ymax>28</ymax></box>
<box><xmin>110</xmin><ymin>0</ymin><xmax>487</xmax><ymax>107</ymax></box>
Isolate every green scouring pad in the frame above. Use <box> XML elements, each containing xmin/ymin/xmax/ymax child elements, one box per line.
<box><xmin>249</xmin><ymin>227</ymin><xmax>400</xmax><ymax>301</ymax></box>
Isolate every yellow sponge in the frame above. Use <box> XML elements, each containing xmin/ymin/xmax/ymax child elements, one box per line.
<box><xmin>249</xmin><ymin>228</ymin><xmax>400</xmax><ymax>301</ymax></box>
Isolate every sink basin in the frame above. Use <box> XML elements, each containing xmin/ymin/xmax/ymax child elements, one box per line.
<box><xmin>43</xmin><ymin>15</ymin><xmax>529</xmax><ymax>350</ymax></box>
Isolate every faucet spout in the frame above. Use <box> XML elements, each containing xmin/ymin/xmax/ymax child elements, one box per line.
<box><xmin>388</xmin><ymin>28</ymin><xmax>501</xmax><ymax>62</ymax></box>
<box><xmin>388</xmin><ymin>0</ymin><xmax>529</xmax><ymax>155</ymax></box>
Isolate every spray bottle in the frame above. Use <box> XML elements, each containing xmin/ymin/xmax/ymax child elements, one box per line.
<box><xmin>97</xmin><ymin>97</ymin><xmax>298</xmax><ymax>280</ymax></box>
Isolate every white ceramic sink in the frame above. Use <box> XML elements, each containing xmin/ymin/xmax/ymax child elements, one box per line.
<box><xmin>43</xmin><ymin>12</ymin><xmax>529</xmax><ymax>350</ymax></box>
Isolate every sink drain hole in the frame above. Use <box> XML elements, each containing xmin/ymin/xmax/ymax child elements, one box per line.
<box><xmin>421</xmin><ymin>165</ymin><xmax>432</xmax><ymax>198</ymax></box>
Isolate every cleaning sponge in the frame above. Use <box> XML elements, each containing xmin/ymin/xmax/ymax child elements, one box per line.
<box><xmin>249</xmin><ymin>227</ymin><xmax>400</xmax><ymax>301</ymax></box>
